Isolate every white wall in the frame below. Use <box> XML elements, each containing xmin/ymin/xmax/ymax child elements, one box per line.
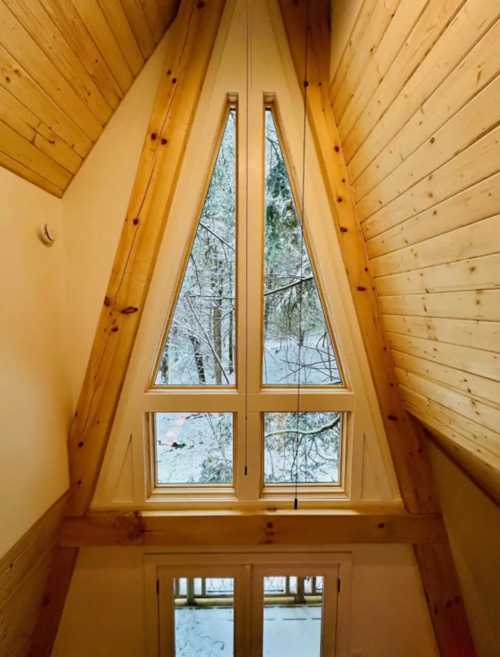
<box><xmin>62</xmin><ymin>36</ymin><xmax>168</xmax><ymax>405</ymax></box>
<box><xmin>52</xmin><ymin>545</ymin><xmax>437</xmax><ymax>657</ymax></box>
<box><xmin>0</xmin><ymin>168</ymin><xmax>68</xmax><ymax>556</ymax></box>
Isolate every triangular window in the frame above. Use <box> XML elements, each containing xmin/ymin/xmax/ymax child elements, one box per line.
<box><xmin>263</xmin><ymin>110</ymin><xmax>342</xmax><ymax>385</ymax></box>
<box><xmin>95</xmin><ymin>2</ymin><xmax>400</xmax><ymax>510</ymax></box>
<box><xmin>155</xmin><ymin>109</ymin><xmax>236</xmax><ymax>386</ymax></box>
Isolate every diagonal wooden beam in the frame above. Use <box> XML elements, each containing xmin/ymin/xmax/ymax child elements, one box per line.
<box><xmin>277</xmin><ymin>1</ymin><xmax>475</xmax><ymax>655</ymax></box>
<box><xmin>66</xmin><ymin>0</ymin><xmax>227</xmax><ymax>517</ymax></box>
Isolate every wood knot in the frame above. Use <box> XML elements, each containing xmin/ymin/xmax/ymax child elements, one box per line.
<box><xmin>197</xmin><ymin>0</ymin><xmax>206</xmax><ymax>7</ymax></box>
<box><xmin>78</xmin><ymin>441</ymin><xmax>84</xmax><ymax>448</ymax></box>
<box><xmin>151</xmin><ymin>132</ymin><xmax>157</xmax><ymax>140</ymax></box>
<box><xmin>303</xmin><ymin>80</ymin><xmax>309</xmax><ymax>88</ymax></box>
<box><xmin>377</xmin><ymin>522</ymin><xmax>385</xmax><ymax>529</ymax></box>
<box><xmin>121</xmin><ymin>306</ymin><xmax>139</xmax><ymax>315</ymax></box>
<box><xmin>387</xmin><ymin>414</ymin><xmax>398</xmax><ymax>422</ymax></box>
<box><xmin>336</xmin><ymin>196</ymin><xmax>343</xmax><ymax>203</ymax></box>
<box><xmin>161</xmin><ymin>137</ymin><xmax>168</xmax><ymax>145</ymax></box>
<box><xmin>356</xmin><ymin>285</ymin><xmax>366</xmax><ymax>291</ymax></box>
<box><xmin>339</xmin><ymin>226</ymin><xmax>348</xmax><ymax>233</ymax></box>
<box><xmin>133</xmin><ymin>218</ymin><xmax>140</xmax><ymax>226</ymax></box>
<box><xmin>334</xmin><ymin>145</ymin><xmax>340</xmax><ymax>152</ymax></box>
<box><xmin>104</xmin><ymin>296</ymin><xmax>111</xmax><ymax>306</ymax></box>
<box><xmin>111</xmin><ymin>326</ymin><xmax>119</xmax><ymax>333</ymax></box>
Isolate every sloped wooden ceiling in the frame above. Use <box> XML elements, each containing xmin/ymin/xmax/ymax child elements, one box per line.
<box><xmin>0</xmin><ymin>0</ymin><xmax>179</xmax><ymax>197</ymax></box>
<box><xmin>329</xmin><ymin>0</ymin><xmax>500</xmax><ymax>504</ymax></box>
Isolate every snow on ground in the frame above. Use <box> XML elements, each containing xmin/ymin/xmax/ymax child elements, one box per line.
<box><xmin>175</xmin><ymin>605</ymin><xmax>322</xmax><ymax>657</ymax></box>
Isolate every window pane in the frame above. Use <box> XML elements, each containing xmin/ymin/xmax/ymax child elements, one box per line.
<box><xmin>154</xmin><ymin>413</ymin><xmax>233</xmax><ymax>485</ymax></box>
<box><xmin>174</xmin><ymin>577</ymin><xmax>234</xmax><ymax>657</ymax></box>
<box><xmin>264</xmin><ymin>109</ymin><xmax>342</xmax><ymax>385</ymax></box>
<box><xmin>156</xmin><ymin>110</ymin><xmax>236</xmax><ymax>386</ymax></box>
<box><xmin>264</xmin><ymin>412</ymin><xmax>342</xmax><ymax>484</ymax></box>
<box><xmin>263</xmin><ymin>576</ymin><xmax>323</xmax><ymax>657</ymax></box>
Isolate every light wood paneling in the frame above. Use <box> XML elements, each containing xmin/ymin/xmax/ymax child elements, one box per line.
<box><xmin>0</xmin><ymin>495</ymin><xmax>66</xmax><ymax>657</ymax></box>
<box><xmin>330</xmin><ymin>0</ymin><xmax>500</xmax><ymax>505</ymax></box>
<box><xmin>0</xmin><ymin>0</ymin><xmax>179</xmax><ymax>196</ymax></box>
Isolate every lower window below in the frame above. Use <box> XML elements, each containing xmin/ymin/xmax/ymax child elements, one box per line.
<box><xmin>174</xmin><ymin>577</ymin><xmax>235</xmax><ymax>656</ymax></box>
<box><xmin>151</xmin><ymin>557</ymin><xmax>346</xmax><ymax>657</ymax></box>
<box><xmin>263</xmin><ymin>576</ymin><xmax>324</xmax><ymax>657</ymax></box>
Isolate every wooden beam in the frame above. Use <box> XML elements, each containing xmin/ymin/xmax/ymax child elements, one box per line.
<box><xmin>66</xmin><ymin>0</ymin><xmax>226</xmax><ymax>516</ymax></box>
<box><xmin>277</xmin><ymin>2</ymin><xmax>476</xmax><ymax>655</ymax></box>
<box><xmin>415</xmin><ymin>544</ymin><xmax>476</xmax><ymax>657</ymax></box>
<box><xmin>60</xmin><ymin>512</ymin><xmax>447</xmax><ymax>547</ymax></box>
<box><xmin>26</xmin><ymin>547</ymin><xmax>79</xmax><ymax>657</ymax></box>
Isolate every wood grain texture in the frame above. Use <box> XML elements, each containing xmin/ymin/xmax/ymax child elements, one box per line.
<box><xmin>26</xmin><ymin>547</ymin><xmax>78</xmax><ymax>657</ymax></box>
<box><xmin>331</xmin><ymin>0</ymin><xmax>500</xmax><ymax>519</ymax></box>
<box><xmin>0</xmin><ymin>495</ymin><xmax>66</xmax><ymax>657</ymax></box>
<box><xmin>0</xmin><ymin>0</ymin><xmax>179</xmax><ymax>195</ymax></box>
<box><xmin>66</xmin><ymin>0</ymin><xmax>226</xmax><ymax>516</ymax></box>
<box><xmin>279</xmin><ymin>2</ymin><xmax>476</xmax><ymax>654</ymax></box>
<box><xmin>60</xmin><ymin>511</ymin><xmax>447</xmax><ymax>546</ymax></box>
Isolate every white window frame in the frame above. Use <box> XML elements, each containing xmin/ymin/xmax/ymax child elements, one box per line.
<box><xmin>144</xmin><ymin>551</ymin><xmax>352</xmax><ymax>657</ymax></box>
<box><xmin>142</xmin><ymin>92</ymin><xmax>354</xmax><ymax>503</ymax></box>
<box><xmin>92</xmin><ymin>0</ymin><xmax>398</xmax><ymax>512</ymax></box>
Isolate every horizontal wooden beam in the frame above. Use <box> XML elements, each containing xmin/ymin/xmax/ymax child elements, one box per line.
<box><xmin>60</xmin><ymin>512</ymin><xmax>447</xmax><ymax>547</ymax></box>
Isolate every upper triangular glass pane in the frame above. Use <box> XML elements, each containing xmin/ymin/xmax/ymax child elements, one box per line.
<box><xmin>155</xmin><ymin>110</ymin><xmax>236</xmax><ymax>385</ymax></box>
<box><xmin>263</xmin><ymin>109</ymin><xmax>342</xmax><ymax>385</ymax></box>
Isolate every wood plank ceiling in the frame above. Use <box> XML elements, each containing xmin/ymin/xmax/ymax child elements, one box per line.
<box><xmin>329</xmin><ymin>0</ymin><xmax>500</xmax><ymax>504</ymax></box>
<box><xmin>0</xmin><ymin>0</ymin><xmax>179</xmax><ymax>197</ymax></box>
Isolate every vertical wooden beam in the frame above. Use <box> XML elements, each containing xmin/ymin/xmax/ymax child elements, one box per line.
<box><xmin>27</xmin><ymin>547</ymin><xmax>79</xmax><ymax>657</ymax></box>
<box><xmin>66</xmin><ymin>0</ymin><xmax>227</xmax><ymax>517</ymax></box>
<box><xmin>277</xmin><ymin>1</ymin><xmax>476</xmax><ymax>655</ymax></box>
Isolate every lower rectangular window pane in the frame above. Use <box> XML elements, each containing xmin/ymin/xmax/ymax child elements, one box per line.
<box><xmin>174</xmin><ymin>577</ymin><xmax>234</xmax><ymax>656</ymax></box>
<box><xmin>154</xmin><ymin>413</ymin><xmax>233</xmax><ymax>485</ymax></box>
<box><xmin>264</xmin><ymin>412</ymin><xmax>342</xmax><ymax>484</ymax></box>
<box><xmin>263</xmin><ymin>576</ymin><xmax>323</xmax><ymax>657</ymax></box>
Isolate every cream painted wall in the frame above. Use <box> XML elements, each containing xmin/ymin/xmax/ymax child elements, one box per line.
<box><xmin>0</xmin><ymin>34</ymin><xmax>168</xmax><ymax>558</ymax></box>
<box><xmin>62</xmin><ymin>35</ymin><xmax>168</xmax><ymax>406</ymax></box>
<box><xmin>52</xmin><ymin>545</ymin><xmax>437</xmax><ymax>657</ymax></box>
<box><xmin>0</xmin><ymin>168</ymin><xmax>68</xmax><ymax>556</ymax></box>
<box><xmin>429</xmin><ymin>444</ymin><xmax>500</xmax><ymax>657</ymax></box>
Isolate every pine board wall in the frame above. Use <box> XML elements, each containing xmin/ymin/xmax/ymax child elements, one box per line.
<box><xmin>329</xmin><ymin>0</ymin><xmax>500</xmax><ymax>504</ymax></box>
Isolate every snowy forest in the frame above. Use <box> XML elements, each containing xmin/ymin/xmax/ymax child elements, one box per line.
<box><xmin>154</xmin><ymin>109</ymin><xmax>342</xmax><ymax>486</ymax></box>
